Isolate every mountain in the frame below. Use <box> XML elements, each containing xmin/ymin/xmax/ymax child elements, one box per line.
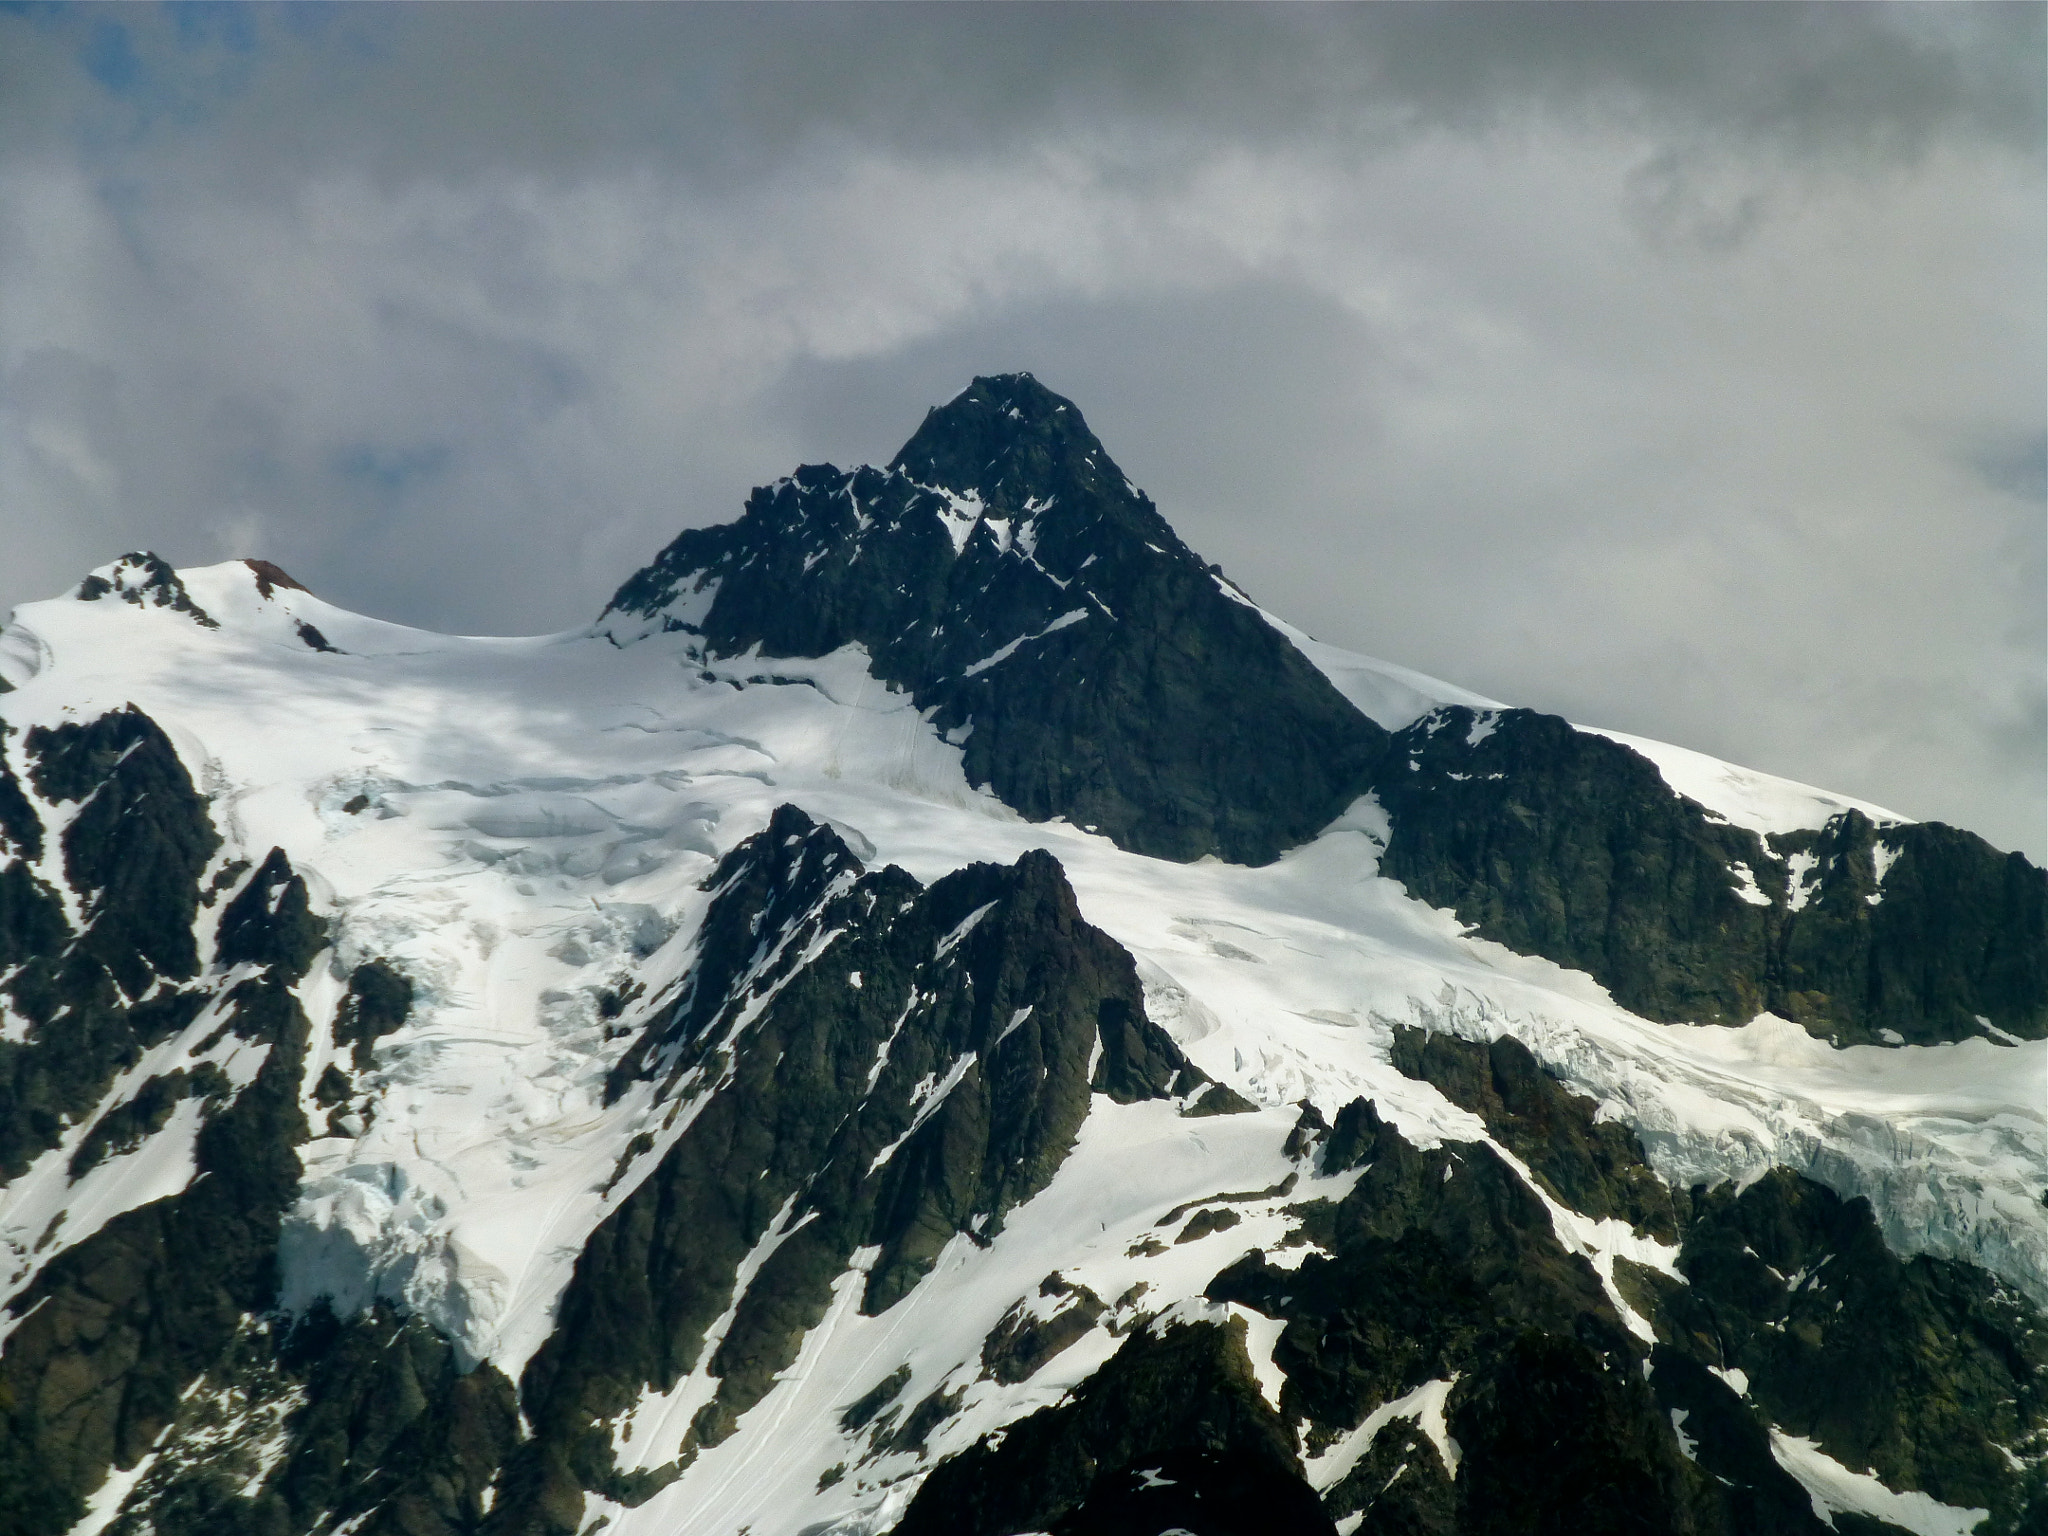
<box><xmin>600</xmin><ymin>373</ymin><xmax>1385</xmax><ymax>866</ymax></box>
<box><xmin>0</xmin><ymin>376</ymin><xmax>2040</xmax><ymax>1536</ymax></box>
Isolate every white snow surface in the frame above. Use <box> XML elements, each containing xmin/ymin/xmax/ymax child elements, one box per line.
<box><xmin>1585</xmin><ymin>727</ymin><xmax>1906</xmax><ymax>840</ymax></box>
<box><xmin>1244</xmin><ymin>599</ymin><xmax>1504</xmax><ymax>733</ymax></box>
<box><xmin>1303</xmin><ymin>1375</ymin><xmax>1463</xmax><ymax>1493</ymax></box>
<box><xmin>2</xmin><ymin>557</ymin><xmax>2041</xmax><ymax>1536</ymax></box>
<box><xmin>1768</xmin><ymin>1430</ymin><xmax>1990</xmax><ymax>1536</ymax></box>
<box><xmin>1251</xmin><ymin>595</ymin><xmax>1909</xmax><ymax>840</ymax></box>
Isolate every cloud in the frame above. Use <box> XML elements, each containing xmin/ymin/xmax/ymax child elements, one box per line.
<box><xmin>7</xmin><ymin>4</ymin><xmax>2040</xmax><ymax>179</ymax></box>
<box><xmin>0</xmin><ymin>2</ymin><xmax>2040</xmax><ymax>859</ymax></box>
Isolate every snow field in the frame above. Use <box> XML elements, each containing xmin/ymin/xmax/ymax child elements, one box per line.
<box><xmin>0</xmin><ymin>558</ymin><xmax>2039</xmax><ymax>1536</ymax></box>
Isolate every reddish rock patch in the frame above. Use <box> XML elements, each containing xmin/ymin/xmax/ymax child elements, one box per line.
<box><xmin>242</xmin><ymin>558</ymin><xmax>310</xmax><ymax>599</ymax></box>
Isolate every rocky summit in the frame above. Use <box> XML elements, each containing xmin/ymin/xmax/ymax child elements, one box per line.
<box><xmin>601</xmin><ymin>374</ymin><xmax>1385</xmax><ymax>866</ymax></box>
<box><xmin>0</xmin><ymin>380</ymin><xmax>2040</xmax><ymax>1536</ymax></box>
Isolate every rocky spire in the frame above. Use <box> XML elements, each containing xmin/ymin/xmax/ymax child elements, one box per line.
<box><xmin>600</xmin><ymin>375</ymin><xmax>1390</xmax><ymax>865</ymax></box>
<box><xmin>889</xmin><ymin>372</ymin><xmax>1127</xmax><ymax>513</ymax></box>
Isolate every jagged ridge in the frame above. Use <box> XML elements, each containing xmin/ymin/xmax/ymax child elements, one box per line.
<box><xmin>500</xmin><ymin>805</ymin><xmax>1228</xmax><ymax>1533</ymax></box>
<box><xmin>1373</xmin><ymin>705</ymin><xmax>2046</xmax><ymax>1043</ymax></box>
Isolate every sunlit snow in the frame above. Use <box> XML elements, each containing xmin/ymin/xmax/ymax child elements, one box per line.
<box><xmin>0</xmin><ymin>557</ymin><xmax>2039</xmax><ymax>1536</ymax></box>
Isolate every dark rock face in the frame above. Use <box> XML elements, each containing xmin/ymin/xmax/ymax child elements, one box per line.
<box><xmin>1206</xmin><ymin>1102</ymin><xmax>1638</xmax><ymax>1469</ymax></box>
<box><xmin>980</xmin><ymin>1275</ymin><xmax>1108</xmax><ymax>1385</ymax></box>
<box><xmin>1374</xmin><ymin>705</ymin><xmax>2047</xmax><ymax>1043</ymax></box>
<box><xmin>1389</xmin><ymin>1026</ymin><xmax>1680</xmax><ymax>1239</ymax></box>
<box><xmin>28</xmin><ymin>706</ymin><xmax>221</xmax><ymax>995</ymax></box>
<box><xmin>72</xmin><ymin>552</ymin><xmax>218</xmax><ymax>628</ymax></box>
<box><xmin>0</xmin><ymin>723</ymin><xmax>40</xmax><ymax>861</ymax></box>
<box><xmin>1391</xmin><ymin>1027</ymin><xmax>2048</xmax><ymax>1535</ymax></box>
<box><xmin>1449</xmin><ymin>1329</ymin><xmax>1697</xmax><ymax>1536</ymax></box>
<box><xmin>56</xmin><ymin>1303</ymin><xmax>519</xmax><ymax>1536</ymax></box>
<box><xmin>332</xmin><ymin>958</ymin><xmax>414</xmax><ymax>1072</ymax></box>
<box><xmin>1644</xmin><ymin>1346</ymin><xmax>1851</xmax><ymax>1536</ymax></box>
<box><xmin>1768</xmin><ymin>812</ymin><xmax>2048</xmax><ymax>1044</ymax></box>
<box><xmin>602</xmin><ymin>375</ymin><xmax>1387</xmax><ymax>865</ymax></box>
<box><xmin>1320</xmin><ymin>1418</ymin><xmax>1458</xmax><ymax>1536</ymax></box>
<box><xmin>0</xmin><ymin>905</ymin><xmax>324</xmax><ymax>1535</ymax></box>
<box><xmin>1635</xmin><ymin>1170</ymin><xmax>2048</xmax><ymax>1526</ymax></box>
<box><xmin>1373</xmin><ymin>707</ymin><xmax>1776</xmax><ymax>1027</ymax></box>
<box><xmin>0</xmin><ymin>725</ymin><xmax>66</xmax><ymax>1028</ymax></box>
<box><xmin>0</xmin><ymin>709</ymin><xmax>222</xmax><ymax>1182</ymax></box>
<box><xmin>294</xmin><ymin>619</ymin><xmax>339</xmax><ymax>652</ymax></box>
<box><xmin>500</xmin><ymin>805</ymin><xmax>1211</xmax><ymax>1534</ymax></box>
<box><xmin>895</xmin><ymin>1319</ymin><xmax>1334</xmax><ymax>1536</ymax></box>
<box><xmin>242</xmin><ymin>558</ymin><xmax>311</xmax><ymax>599</ymax></box>
<box><xmin>214</xmin><ymin>847</ymin><xmax>326</xmax><ymax>981</ymax></box>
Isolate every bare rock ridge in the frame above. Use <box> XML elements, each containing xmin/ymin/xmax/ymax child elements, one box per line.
<box><xmin>503</xmin><ymin>806</ymin><xmax>1230</xmax><ymax>1530</ymax></box>
<box><xmin>1375</xmin><ymin>705</ymin><xmax>2046</xmax><ymax>1045</ymax></box>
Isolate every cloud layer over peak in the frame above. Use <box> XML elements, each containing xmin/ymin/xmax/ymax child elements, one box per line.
<box><xmin>2</xmin><ymin>3</ymin><xmax>2041</xmax><ymax>858</ymax></box>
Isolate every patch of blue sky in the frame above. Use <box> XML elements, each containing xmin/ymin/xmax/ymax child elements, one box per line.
<box><xmin>59</xmin><ymin>3</ymin><xmax>274</xmax><ymax>142</ymax></box>
<box><xmin>332</xmin><ymin>444</ymin><xmax>455</xmax><ymax>502</ymax></box>
<box><xmin>170</xmin><ymin>3</ymin><xmax>258</xmax><ymax>55</ymax></box>
<box><xmin>82</xmin><ymin>15</ymin><xmax>142</xmax><ymax>94</ymax></box>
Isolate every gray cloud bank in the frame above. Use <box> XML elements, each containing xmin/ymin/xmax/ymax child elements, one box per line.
<box><xmin>2</xmin><ymin>3</ymin><xmax>2041</xmax><ymax>860</ymax></box>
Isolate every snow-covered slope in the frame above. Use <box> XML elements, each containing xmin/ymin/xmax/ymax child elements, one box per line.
<box><xmin>1258</xmin><ymin>601</ymin><xmax>1908</xmax><ymax>845</ymax></box>
<box><xmin>0</xmin><ymin>549</ymin><xmax>2038</xmax><ymax>1536</ymax></box>
<box><xmin>0</xmin><ymin>378</ymin><xmax>2041</xmax><ymax>1536</ymax></box>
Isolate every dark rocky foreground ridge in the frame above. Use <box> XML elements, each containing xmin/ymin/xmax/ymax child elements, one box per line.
<box><xmin>0</xmin><ymin>375</ymin><xmax>2041</xmax><ymax>1536</ymax></box>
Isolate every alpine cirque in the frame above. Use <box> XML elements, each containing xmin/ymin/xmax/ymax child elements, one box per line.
<box><xmin>0</xmin><ymin>375</ymin><xmax>2041</xmax><ymax>1536</ymax></box>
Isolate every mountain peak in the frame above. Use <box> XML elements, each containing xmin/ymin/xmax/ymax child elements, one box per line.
<box><xmin>889</xmin><ymin>373</ymin><xmax>1127</xmax><ymax>512</ymax></box>
<box><xmin>602</xmin><ymin>374</ymin><xmax>1387</xmax><ymax>864</ymax></box>
<box><xmin>6</xmin><ymin>377</ymin><xmax>2047</xmax><ymax>1536</ymax></box>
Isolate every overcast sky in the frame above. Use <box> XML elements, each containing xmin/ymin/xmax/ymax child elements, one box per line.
<box><xmin>2</xmin><ymin>3</ymin><xmax>2041</xmax><ymax>859</ymax></box>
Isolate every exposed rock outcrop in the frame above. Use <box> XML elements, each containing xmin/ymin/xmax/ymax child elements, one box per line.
<box><xmin>602</xmin><ymin>375</ymin><xmax>1388</xmax><ymax>866</ymax></box>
